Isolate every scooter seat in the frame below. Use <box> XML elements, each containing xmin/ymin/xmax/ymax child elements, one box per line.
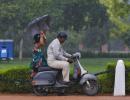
<box><xmin>38</xmin><ymin>66</ymin><xmax>61</xmax><ymax>72</ymax></box>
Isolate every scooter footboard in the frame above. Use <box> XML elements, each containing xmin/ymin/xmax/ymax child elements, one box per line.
<box><xmin>32</xmin><ymin>71</ymin><xmax>58</xmax><ymax>85</ymax></box>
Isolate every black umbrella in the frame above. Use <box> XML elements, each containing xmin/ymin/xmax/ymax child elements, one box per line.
<box><xmin>27</xmin><ymin>15</ymin><xmax>51</xmax><ymax>36</ymax></box>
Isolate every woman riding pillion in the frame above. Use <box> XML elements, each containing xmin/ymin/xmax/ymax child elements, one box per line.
<box><xmin>30</xmin><ymin>16</ymin><xmax>50</xmax><ymax>77</ymax></box>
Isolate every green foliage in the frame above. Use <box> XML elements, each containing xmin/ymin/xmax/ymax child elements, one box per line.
<box><xmin>99</xmin><ymin>0</ymin><xmax>130</xmax><ymax>48</ymax></box>
<box><xmin>1</xmin><ymin>59</ymin><xmax>130</xmax><ymax>93</ymax></box>
<box><xmin>121</xmin><ymin>30</ymin><xmax>130</xmax><ymax>47</ymax></box>
<box><xmin>99</xmin><ymin>0</ymin><xmax>130</xmax><ymax>33</ymax></box>
<box><xmin>84</xmin><ymin>26</ymin><xmax>109</xmax><ymax>49</ymax></box>
<box><xmin>64</xmin><ymin>30</ymin><xmax>83</xmax><ymax>52</ymax></box>
<box><xmin>0</xmin><ymin>0</ymin><xmax>130</xmax><ymax>57</ymax></box>
<box><xmin>0</xmin><ymin>0</ymin><xmax>109</xmax><ymax>55</ymax></box>
<box><xmin>0</xmin><ymin>67</ymin><xmax>32</xmax><ymax>93</ymax></box>
<box><xmin>98</xmin><ymin>61</ymin><xmax>130</xmax><ymax>94</ymax></box>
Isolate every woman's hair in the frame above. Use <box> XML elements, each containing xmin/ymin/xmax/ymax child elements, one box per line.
<box><xmin>33</xmin><ymin>34</ymin><xmax>40</xmax><ymax>43</ymax></box>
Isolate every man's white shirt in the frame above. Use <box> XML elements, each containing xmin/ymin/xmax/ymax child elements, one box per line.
<box><xmin>47</xmin><ymin>38</ymin><xmax>71</xmax><ymax>61</ymax></box>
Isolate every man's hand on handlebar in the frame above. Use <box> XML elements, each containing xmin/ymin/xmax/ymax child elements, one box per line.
<box><xmin>67</xmin><ymin>58</ymin><xmax>73</xmax><ymax>63</ymax></box>
<box><xmin>71</xmin><ymin>52</ymin><xmax>81</xmax><ymax>59</ymax></box>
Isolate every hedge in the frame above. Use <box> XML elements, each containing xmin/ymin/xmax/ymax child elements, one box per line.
<box><xmin>1</xmin><ymin>61</ymin><xmax>130</xmax><ymax>94</ymax></box>
<box><xmin>98</xmin><ymin>61</ymin><xmax>130</xmax><ymax>94</ymax></box>
<box><xmin>0</xmin><ymin>67</ymin><xmax>32</xmax><ymax>93</ymax></box>
<box><xmin>0</xmin><ymin>66</ymin><xmax>80</xmax><ymax>93</ymax></box>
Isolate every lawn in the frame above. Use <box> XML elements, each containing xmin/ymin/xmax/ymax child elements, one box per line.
<box><xmin>0</xmin><ymin>58</ymin><xmax>129</xmax><ymax>74</ymax></box>
<box><xmin>80</xmin><ymin>58</ymin><xmax>130</xmax><ymax>73</ymax></box>
<box><xmin>0</xmin><ymin>58</ymin><xmax>30</xmax><ymax>70</ymax></box>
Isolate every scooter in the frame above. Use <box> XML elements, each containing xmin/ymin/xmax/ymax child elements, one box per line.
<box><xmin>31</xmin><ymin>52</ymin><xmax>99</xmax><ymax>96</ymax></box>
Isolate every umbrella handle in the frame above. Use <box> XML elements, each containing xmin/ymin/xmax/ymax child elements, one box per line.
<box><xmin>40</xmin><ymin>31</ymin><xmax>46</xmax><ymax>35</ymax></box>
<box><xmin>40</xmin><ymin>31</ymin><xmax>46</xmax><ymax>40</ymax></box>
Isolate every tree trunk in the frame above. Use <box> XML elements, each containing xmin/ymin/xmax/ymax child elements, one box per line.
<box><xmin>79</xmin><ymin>43</ymin><xmax>84</xmax><ymax>51</ymax></box>
<box><xmin>101</xmin><ymin>43</ymin><xmax>109</xmax><ymax>53</ymax></box>
<box><xmin>124</xmin><ymin>44</ymin><xmax>129</xmax><ymax>53</ymax></box>
<box><xmin>19</xmin><ymin>38</ymin><xmax>23</xmax><ymax>60</ymax></box>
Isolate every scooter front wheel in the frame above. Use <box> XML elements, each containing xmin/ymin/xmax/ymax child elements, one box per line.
<box><xmin>82</xmin><ymin>79</ymin><xmax>99</xmax><ymax>96</ymax></box>
<box><xmin>33</xmin><ymin>85</ymin><xmax>48</xmax><ymax>96</ymax></box>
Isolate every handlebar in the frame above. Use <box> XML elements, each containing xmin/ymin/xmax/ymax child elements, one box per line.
<box><xmin>71</xmin><ymin>52</ymin><xmax>81</xmax><ymax>59</ymax></box>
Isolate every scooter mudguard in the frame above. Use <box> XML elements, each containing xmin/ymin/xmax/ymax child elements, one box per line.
<box><xmin>80</xmin><ymin>73</ymin><xmax>97</xmax><ymax>85</ymax></box>
<box><xmin>32</xmin><ymin>71</ymin><xmax>58</xmax><ymax>85</ymax></box>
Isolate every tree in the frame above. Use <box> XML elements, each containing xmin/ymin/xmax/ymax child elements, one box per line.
<box><xmin>49</xmin><ymin>0</ymin><xmax>110</xmax><ymax>52</ymax></box>
<box><xmin>99</xmin><ymin>0</ymin><xmax>130</xmax><ymax>52</ymax></box>
<box><xmin>0</xmin><ymin>0</ymin><xmax>53</xmax><ymax>59</ymax></box>
<box><xmin>99</xmin><ymin>0</ymin><xmax>130</xmax><ymax>33</ymax></box>
<box><xmin>1</xmin><ymin>0</ymin><xmax>124</xmax><ymax>55</ymax></box>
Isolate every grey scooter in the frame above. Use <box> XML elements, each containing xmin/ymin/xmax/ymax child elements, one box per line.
<box><xmin>31</xmin><ymin>52</ymin><xmax>99</xmax><ymax>96</ymax></box>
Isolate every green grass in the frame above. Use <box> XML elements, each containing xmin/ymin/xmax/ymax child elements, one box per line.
<box><xmin>0</xmin><ymin>58</ymin><xmax>129</xmax><ymax>74</ymax></box>
<box><xmin>0</xmin><ymin>58</ymin><xmax>30</xmax><ymax>69</ymax></box>
<box><xmin>79</xmin><ymin>58</ymin><xmax>130</xmax><ymax>74</ymax></box>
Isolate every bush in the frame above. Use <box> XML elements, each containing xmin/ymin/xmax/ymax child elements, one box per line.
<box><xmin>0</xmin><ymin>67</ymin><xmax>32</xmax><ymax>93</ymax></box>
<box><xmin>98</xmin><ymin>61</ymin><xmax>130</xmax><ymax>94</ymax></box>
<box><xmin>1</xmin><ymin>61</ymin><xmax>130</xmax><ymax>94</ymax></box>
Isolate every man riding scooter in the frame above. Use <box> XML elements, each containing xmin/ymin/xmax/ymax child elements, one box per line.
<box><xmin>47</xmin><ymin>31</ymin><xmax>73</xmax><ymax>85</ymax></box>
<box><xmin>32</xmin><ymin>31</ymin><xmax>99</xmax><ymax>96</ymax></box>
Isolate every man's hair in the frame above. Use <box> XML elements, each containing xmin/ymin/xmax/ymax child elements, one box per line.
<box><xmin>57</xmin><ymin>31</ymin><xmax>68</xmax><ymax>39</ymax></box>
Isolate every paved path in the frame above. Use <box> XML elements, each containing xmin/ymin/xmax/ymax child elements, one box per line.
<box><xmin>0</xmin><ymin>94</ymin><xmax>130</xmax><ymax>100</ymax></box>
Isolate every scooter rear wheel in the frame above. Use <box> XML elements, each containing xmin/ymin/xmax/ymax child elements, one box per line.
<box><xmin>33</xmin><ymin>85</ymin><xmax>48</xmax><ymax>96</ymax></box>
<box><xmin>82</xmin><ymin>79</ymin><xmax>99</xmax><ymax>96</ymax></box>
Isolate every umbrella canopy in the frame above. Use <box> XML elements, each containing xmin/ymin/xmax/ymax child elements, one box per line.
<box><xmin>27</xmin><ymin>15</ymin><xmax>51</xmax><ymax>36</ymax></box>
